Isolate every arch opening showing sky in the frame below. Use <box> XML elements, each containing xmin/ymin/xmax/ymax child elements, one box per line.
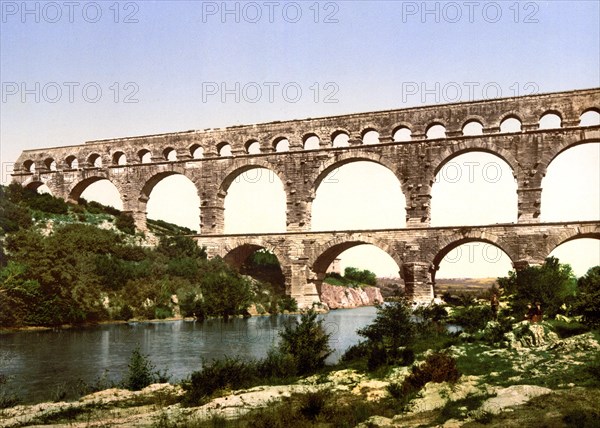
<box><xmin>431</xmin><ymin>152</ymin><xmax>518</xmax><ymax>227</ymax></box>
<box><xmin>146</xmin><ymin>175</ymin><xmax>200</xmax><ymax>232</ymax></box>
<box><xmin>79</xmin><ymin>180</ymin><xmax>123</xmax><ymax>211</ymax></box>
<box><xmin>311</xmin><ymin>161</ymin><xmax>406</xmax><ymax>232</ymax></box>
<box><xmin>436</xmin><ymin>242</ymin><xmax>514</xmax><ymax>279</ymax></box>
<box><xmin>541</xmin><ymin>143</ymin><xmax>600</xmax><ymax>222</ymax></box>
<box><xmin>224</xmin><ymin>167</ymin><xmax>286</xmax><ymax>234</ymax></box>
<box><xmin>549</xmin><ymin>238</ymin><xmax>600</xmax><ymax>278</ymax></box>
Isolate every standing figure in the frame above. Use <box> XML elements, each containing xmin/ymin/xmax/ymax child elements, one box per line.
<box><xmin>490</xmin><ymin>293</ymin><xmax>499</xmax><ymax>320</ymax></box>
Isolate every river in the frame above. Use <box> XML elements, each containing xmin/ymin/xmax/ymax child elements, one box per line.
<box><xmin>0</xmin><ymin>307</ymin><xmax>377</xmax><ymax>404</ymax></box>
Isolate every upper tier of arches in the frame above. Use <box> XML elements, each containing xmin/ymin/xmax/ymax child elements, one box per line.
<box><xmin>15</xmin><ymin>91</ymin><xmax>599</xmax><ymax>174</ymax></box>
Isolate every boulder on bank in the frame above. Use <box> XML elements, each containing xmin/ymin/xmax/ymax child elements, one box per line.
<box><xmin>479</xmin><ymin>384</ymin><xmax>552</xmax><ymax>414</ymax></box>
<box><xmin>504</xmin><ymin>321</ymin><xmax>559</xmax><ymax>349</ymax></box>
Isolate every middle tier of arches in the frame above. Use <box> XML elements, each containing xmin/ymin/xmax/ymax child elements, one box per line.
<box><xmin>27</xmin><ymin>128</ymin><xmax>598</xmax><ymax>235</ymax></box>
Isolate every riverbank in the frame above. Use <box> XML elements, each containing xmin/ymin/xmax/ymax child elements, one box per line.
<box><xmin>0</xmin><ymin>328</ymin><xmax>600</xmax><ymax>428</ymax></box>
<box><xmin>0</xmin><ymin>288</ymin><xmax>384</xmax><ymax>334</ymax></box>
<box><xmin>2</xmin><ymin>323</ymin><xmax>599</xmax><ymax>427</ymax></box>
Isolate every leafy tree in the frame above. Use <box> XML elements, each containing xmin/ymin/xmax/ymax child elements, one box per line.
<box><xmin>573</xmin><ymin>266</ymin><xmax>600</xmax><ymax>327</ymax></box>
<box><xmin>278</xmin><ymin>310</ymin><xmax>332</xmax><ymax>375</ymax></box>
<box><xmin>248</xmin><ymin>249</ymin><xmax>280</xmax><ymax>267</ymax></box>
<box><xmin>0</xmin><ymin>262</ymin><xmax>40</xmax><ymax>327</ymax></box>
<box><xmin>498</xmin><ymin>257</ymin><xmax>577</xmax><ymax>318</ymax></box>
<box><xmin>344</xmin><ymin>267</ymin><xmax>377</xmax><ymax>286</ymax></box>
<box><xmin>353</xmin><ymin>299</ymin><xmax>417</xmax><ymax>369</ymax></box>
<box><xmin>167</xmin><ymin>257</ymin><xmax>199</xmax><ymax>280</ymax></box>
<box><xmin>200</xmin><ymin>263</ymin><xmax>253</xmax><ymax>320</ymax></box>
<box><xmin>357</xmin><ymin>299</ymin><xmax>416</xmax><ymax>350</ymax></box>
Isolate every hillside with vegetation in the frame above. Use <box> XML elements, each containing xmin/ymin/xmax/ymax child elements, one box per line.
<box><xmin>0</xmin><ymin>183</ymin><xmax>295</xmax><ymax>329</ymax></box>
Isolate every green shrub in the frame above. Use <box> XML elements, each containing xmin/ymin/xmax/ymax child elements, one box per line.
<box><xmin>183</xmin><ymin>357</ymin><xmax>258</xmax><ymax>405</ymax></box>
<box><xmin>414</xmin><ymin>303</ymin><xmax>448</xmax><ymax>324</ymax></box>
<box><xmin>277</xmin><ymin>296</ymin><xmax>298</xmax><ymax>313</ymax></box>
<box><xmin>123</xmin><ymin>346</ymin><xmax>164</xmax><ymax>391</ymax></box>
<box><xmin>256</xmin><ymin>348</ymin><xmax>297</xmax><ymax>379</ymax></box>
<box><xmin>401</xmin><ymin>352</ymin><xmax>461</xmax><ymax>396</ymax></box>
<box><xmin>481</xmin><ymin>317</ymin><xmax>514</xmax><ymax>344</ymax></box>
<box><xmin>299</xmin><ymin>390</ymin><xmax>328</xmax><ymax>421</ymax></box>
<box><xmin>451</xmin><ymin>305</ymin><xmax>494</xmax><ymax>333</ymax></box>
<box><xmin>341</xmin><ymin>341</ymin><xmax>371</xmax><ymax>362</ymax></box>
<box><xmin>344</xmin><ymin>267</ymin><xmax>376</xmax><ymax>286</ymax></box>
<box><xmin>0</xmin><ymin>373</ymin><xmax>20</xmax><ymax>409</ymax></box>
<box><xmin>0</xmin><ymin>196</ymin><xmax>32</xmax><ymax>234</ymax></box>
<box><xmin>279</xmin><ymin>310</ymin><xmax>332</xmax><ymax>375</ymax></box>
<box><xmin>387</xmin><ymin>382</ymin><xmax>403</xmax><ymax>400</ymax></box>
<box><xmin>563</xmin><ymin>409</ymin><xmax>600</xmax><ymax>428</ymax></box>
<box><xmin>26</xmin><ymin>192</ymin><xmax>69</xmax><ymax>215</ymax></box>
<box><xmin>248</xmin><ymin>249</ymin><xmax>280</xmax><ymax>267</ymax></box>
<box><xmin>586</xmin><ymin>353</ymin><xmax>600</xmax><ymax>382</ymax></box>
<box><xmin>357</xmin><ymin>300</ymin><xmax>416</xmax><ymax>351</ymax></box>
<box><xmin>155</xmin><ymin>306</ymin><xmax>172</xmax><ymax>320</ymax></box>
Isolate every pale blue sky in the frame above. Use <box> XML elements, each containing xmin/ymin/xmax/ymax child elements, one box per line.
<box><xmin>1</xmin><ymin>1</ymin><xmax>599</xmax><ymax>278</ymax></box>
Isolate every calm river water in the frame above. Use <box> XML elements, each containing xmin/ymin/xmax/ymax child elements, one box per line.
<box><xmin>0</xmin><ymin>307</ymin><xmax>377</xmax><ymax>404</ymax></box>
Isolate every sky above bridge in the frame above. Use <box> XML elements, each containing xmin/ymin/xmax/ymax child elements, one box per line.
<box><xmin>1</xmin><ymin>1</ymin><xmax>599</xmax><ymax>278</ymax></box>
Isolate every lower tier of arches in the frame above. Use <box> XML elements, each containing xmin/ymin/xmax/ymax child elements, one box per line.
<box><xmin>193</xmin><ymin>221</ymin><xmax>600</xmax><ymax>308</ymax></box>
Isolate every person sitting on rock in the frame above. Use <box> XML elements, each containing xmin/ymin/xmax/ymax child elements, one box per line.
<box><xmin>531</xmin><ymin>301</ymin><xmax>543</xmax><ymax>323</ymax></box>
<box><xmin>524</xmin><ymin>303</ymin><xmax>533</xmax><ymax>321</ymax></box>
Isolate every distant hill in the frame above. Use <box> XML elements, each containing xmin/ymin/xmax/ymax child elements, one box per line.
<box><xmin>435</xmin><ymin>277</ymin><xmax>497</xmax><ymax>297</ymax></box>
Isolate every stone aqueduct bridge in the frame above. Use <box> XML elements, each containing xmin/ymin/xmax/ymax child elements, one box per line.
<box><xmin>12</xmin><ymin>88</ymin><xmax>600</xmax><ymax>307</ymax></box>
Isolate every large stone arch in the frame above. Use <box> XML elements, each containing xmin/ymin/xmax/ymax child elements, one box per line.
<box><xmin>429</xmin><ymin>232</ymin><xmax>516</xmax><ymax>283</ymax></box>
<box><xmin>311</xmin><ymin>150</ymin><xmax>403</xmax><ymax>196</ymax></box>
<box><xmin>429</xmin><ymin>143</ymin><xmax>519</xmax><ymax>226</ymax></box>
<box><xmin>68</xmin><ymin>175</ymin><xmax>118</xmax><ymax>203</ymax></box>
<box><xmin>219</xmin><ymin>239</ymin><xmax>292</xmax><ymax>294</ymax></box>
<box><xmin>139</xmin><ymin>170</ymin><xmax>191</xmax><ymax>201</ymax></box>
<box><xmin>430</xmin><ymin>141</ymin><xmax>519</xmax><ymax>182</ymax></box>
<box><xmin>310</xmin><ymin>235</ymin><xmax>402</xmax><ymax>275</ymax></box>
<box><xmin>545</xmin><ymin>224</ymin><xmax>600</xmax><ymax>256</ymax></box>
<box><xmin>215</xmin><ymin>160</ymin><xmax>288</xmax><ymax>234</ymax></box>
<box><xmin>218</xmin><ymin>158</ymin><xmax>288</xmax><ymax>195</ymax></box>
<box><xmin>538</xmin><ymin>131</ymin><xmax>600</xmax><ymax>177</ymax></box>
<box><xmin>134</xmin><ymin>169</ymin><xmax>203</xmax><ymax>232</ymax></box>
<box><xmin>20</xmin><ymin>176</ymin><xmax>53</xmax><ymax>192</ymax></box>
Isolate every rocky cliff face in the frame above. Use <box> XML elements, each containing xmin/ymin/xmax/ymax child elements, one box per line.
<box><xmin>320</xmin><ymin>283</ymin><xmax>383</xmax><ymax>309</ymax></box>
